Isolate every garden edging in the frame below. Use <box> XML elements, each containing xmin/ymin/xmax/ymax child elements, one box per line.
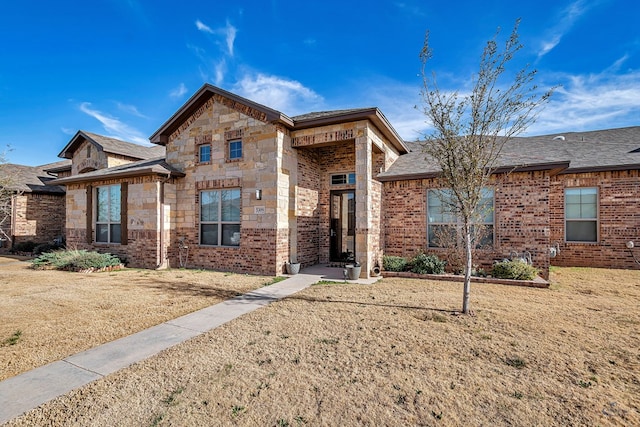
<box><xmin>382</xmin><ymin>271</ymin><xmax>549</xmax><ymax>288</ymax></box>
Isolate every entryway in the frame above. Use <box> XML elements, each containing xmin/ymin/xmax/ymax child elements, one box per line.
<box><xmin>329</xmin><ymin>190</ymin><xmax>355</xmax><ymax>262</ymax></box>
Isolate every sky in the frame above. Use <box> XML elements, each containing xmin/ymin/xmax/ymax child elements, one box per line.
<box><xmin>1</xmin><ymin>0</ymin><xmax>638</xmax><ymax>166</ymax></box>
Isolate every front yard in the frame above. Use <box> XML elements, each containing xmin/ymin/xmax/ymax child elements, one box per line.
<box><xmin>2</xmin><ymin>258</ymin><xmax>640</xmax><ymax>426</ymax></box>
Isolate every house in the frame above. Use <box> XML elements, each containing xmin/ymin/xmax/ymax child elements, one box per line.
<box><xmin>50</xmin><ymin>83</ymin><xmax>640</xmax><ymax>279</ymax></box>
<box><xmin>0</xmin><ymin>160</ymin><xmax>70</xmax><ymax>250</ymax></box>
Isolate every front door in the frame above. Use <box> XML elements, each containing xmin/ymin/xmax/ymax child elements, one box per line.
<box><xmin>330</xmin><ymin>191</ymin><xmax>355</xmax><ymax>262</ymax></box>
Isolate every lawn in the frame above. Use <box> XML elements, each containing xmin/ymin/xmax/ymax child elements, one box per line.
<box><xmin>0</xmin><ymin>256</ymin><xmax>272</xmax><ymax>381</ymax></box>
<box><xmin>4</xmin><ymin>262</ymin><xmax>640</xmax><ymax>426</ymax></box>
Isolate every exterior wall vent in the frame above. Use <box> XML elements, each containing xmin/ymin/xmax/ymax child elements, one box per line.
<box><xmin>553</xmin><ymin>135</ymin><xmax>565</xmax><ymax>141</ymax></box>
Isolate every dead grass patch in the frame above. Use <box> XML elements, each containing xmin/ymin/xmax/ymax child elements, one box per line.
<box><xmin>5</xmin><ymin>263</ymin><xmax>640</xmax><ymax>426</ymax></box>
<box><xmin>0</xmin><ymin>256</ymin><xmax>271</xmax><ymax>380</ymax></box>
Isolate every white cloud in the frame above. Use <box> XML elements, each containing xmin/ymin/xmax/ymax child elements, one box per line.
<box><xmin>537</xmin><ymin>0</ymin><xmax>590</xmax><ymax>59</ymax></box>
<box><xmin>526</xmin><ymin>65</ymin><xmax>640</xmax><ymax>134</ymax></box>
<box><xmin>195</xmin><ymin>20</ymin><xmax>214</xmax><ymax>34</ymax></box>
<box><xmin>232</xmin><ymin>73</ymin><xmax>323</xmax><ymax>114</ymax></box>
<box><xmin>116</xmin><ymin>102</ymin><xmax>147</xmax><ymax>118</ymax></box>
<box><xmin>79</xmin><ymin>102</ymin><xmax>150</xmax><ymax>145</ymax></box>
<box><xmin>169</xmin><ymin>83</ymin><xmax>188</xmax><ymax>99</ymax></box>
<box><xmin>223</xmin><ymin>20</ymin><xmax>237</xmax><ymax>57</ymax></box>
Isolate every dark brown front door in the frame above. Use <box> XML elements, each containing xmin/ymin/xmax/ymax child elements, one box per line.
<box><xmin>330</xmin><ymin>191</ymin><xmax>355</xmax><ymax>262</ymax></box>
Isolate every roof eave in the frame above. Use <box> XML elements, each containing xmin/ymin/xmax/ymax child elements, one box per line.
<box><xmin>561</xmin><ymin>163</ymin><xmax>640</xmax><ymax>174</ymax></box>
<box><xmin>294</xmin><ymin>108</ymin><xmax>409</xmax><ymax>154</ymax></box>
<box><xmin>149</xmin><ymin>84</ymin><xmax>294</xmax><ymax>145</ymax></box>
<box><xmin>376</xmin><ymin>161</ymin><xmax>571</xmax><ymax>182</ymax></box>
<box><xmin>50</xmin><ymin>167</ymin><xmax>185</xmax><ymax>186</ymax></box>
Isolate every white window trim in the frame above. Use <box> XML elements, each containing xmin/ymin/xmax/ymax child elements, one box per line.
<box><xmin>564</xmin><ymin>187</ymin><xmax>599</xmax><ymax>243</ymax></box>
<box><xmin>95</xmin><ymin>184</ymin><xmax>121</xmax><ymax>244</ymax></box>
<box><xmin>199</xmin><ymin>188</ymin><xmax>241</xmax><ymax>247</ymax></box>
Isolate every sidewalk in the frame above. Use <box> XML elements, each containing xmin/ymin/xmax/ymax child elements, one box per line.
<box><xmin>0</xmin><ymin>266</ymin><xmax>379</xmax><ymax>424</ymax></box>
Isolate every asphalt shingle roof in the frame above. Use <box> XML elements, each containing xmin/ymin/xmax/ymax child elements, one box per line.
<box><xmin>0</xmin><ymin>163</ymin><xmax>68</xmax><ymax>194</ymax></box>
<box><xmin>378</xmin><ymin>126</ymin><xmax>640</xmax><ymax>180</ymax></box>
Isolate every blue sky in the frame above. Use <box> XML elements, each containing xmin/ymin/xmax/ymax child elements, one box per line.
<box><xmin>1</xmin><ymin>0</ymin><xmax>638</xmax><ymax>166</ymax></box>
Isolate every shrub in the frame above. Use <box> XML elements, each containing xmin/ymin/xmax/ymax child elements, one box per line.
<box><xmin>383</xmin><ymin>255</ymin><xmax>408</xmax><ymax>272</ymax></box>
<box><xmin>410</xmin><ymin>253</ymin><xmax>446</xmax><ymax>275</ymax></box>
<box><xmin>492</xmin><ymin>260</ymin><xmax>539</xmax><ymax>280</ymax></box>
<box><xmin>31</xmin><ymin>249</ymin><xmax>122</xmax><ymax>272</ymax></box>
<box><xmin>11</xmin><ymin>241</ymin><xmax>38</xmax><ymax>253</ymax></box>
<box><xmin>33</xmin><ymin>240</ymin><xmax>65</xmax><ymax>255</ymax></box>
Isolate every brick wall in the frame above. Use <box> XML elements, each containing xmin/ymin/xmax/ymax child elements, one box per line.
<box><xmin>550</xmin><ymin>170</ymin><xmax>640</xmax><ymax>269</ymax></box>
<box><xmin>11</xmin><ymin>193</ymin><xmax>66</xmax><ymax>246</ymax></box>
<box><xmin>295</xmin><ymin>148</ymin><xmax>321</xmax><ymax>266</ymax></box>
<box><xmin>383</xmin><ymin>171</ymin><xmax>552</xmax><ymax>279</ymax></box>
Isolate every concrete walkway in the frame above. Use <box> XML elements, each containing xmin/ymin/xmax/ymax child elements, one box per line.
<box><xmin>0</xmin><ymin>265</ymin><xmax>379</xmax><ymax>424</ymax></box>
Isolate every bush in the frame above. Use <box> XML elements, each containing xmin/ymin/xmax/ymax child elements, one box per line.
<box><xmin>492</xmin><ymin>260</ymin><xmax>539</xmax><ymax>280</ymax></box>
<box><xmin>33</xmin><ymin>240</ymin><xmax>65</xmax><ymax>255</ymax></box>
<box><xmin>11</xmin><ymin>241</ymin><xmax>38</xmax><ymax>253</ymax></box>
<box><xmin>383</xmin><ymin>255</ymin><xmax>408</xmax><ymax>272</ymax></box>
<box><xmin>31</xmin><ymin>249</ymin><xmax>122</xmax><ymax>271</ymax></box>
<box><xmin>410</xmin><ymin>253</ymin><xmax>446</xmax><ymax>275</ymax></box>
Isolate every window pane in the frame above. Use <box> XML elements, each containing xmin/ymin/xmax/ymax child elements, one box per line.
<box><xmin>347</xmin><ymin>173</ymin><xmax>356</xmax><ymax>184</ymax></box>
<box><xmin>97</xmin><ymin>187</ymin><xmax>109</xmax><ymax>222</ymax></box>
<box><xmin>566</xmin><ymin>221</ymin><xmax>597</xmax><ymax>242</ymax></box>
<box><xmin>565</xmin><ymin>189</ymin><xmax>582</xmax><ymax>205</ymax></box>
<box><xmin>428</xmin><ymin>224</ymin><xmax>456</xmax><ymax>248</ymax></box>
<box><xmin>109</xmin><ymin>185</ymin><xmax>121</xmax><ymax>222</ymax></box>
<box><xmin>199</xmin><ymin>145</ymin><xmax>211</xmax><ymax>162</ymax></box>
<box><xmin>201</xmin><ymin>191</ymin><xmax>219</xmax><ymax>222</ymax></box>
<box><xmin>201</xmin><ymin>224</ymin><xmax>218</xmax><ymax>245</ymax></box>
<box><xmin>110</xmin><ymin>224</ymin><xmax>121</xmax><ymax>243</ymax></box>
<box><xmin>331</xmin><ymin>174</ymin><xmax>347</xmax><ymax>185</ymax></box>
<box><xmin>222</xmin><ymin>224</ymin><xmax>241</xmax><ymax>246</ymax></box>
<box><xmin>473</xmin><ymin>225</ymin><xmax>494</xmax><ymax>247</ymax></box>
<box><xmin>566</xmin><ymin>204</ymin><xmax>582</xmax><ymax>219</ymax></box>
<box><xmin>581</xmin><ymin>204</ymin><xmax>597</xmax><ymax>219</ymax></box>
<box><xmin>96</xmin><ymin>224</ymin><xmax>109</xmax><ymax>242</ymax></box>
<box><xmin>229</xmin><ymin>140</ymin><xmax>242</xmax><ymax>159</ymax></box>
<box><xmin>221</xmin><ymin>189</ymin><xmax>241</xmax><ymax>221</ymax></box>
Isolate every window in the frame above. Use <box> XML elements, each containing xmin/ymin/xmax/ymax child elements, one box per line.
<box><xmin>96</xmin><ymin>184</ymin><xmax>121</xmax><ymax>243</ymax></box>
<box><xmin>229</xmin><ymin>140</ymin><xmax>242</xmax><ymax>160</ymax></box>
<box><xmin>86</xmin><ymin>145</ymin><xmax>91</xmax><ymax>158</ymax></box>
<box><xmin>331</xmin><ymin>173</ymin><xmax>356</xmax><ymax>185</ymax></box>
<box><xmin>565</xmin><ymin>187</ymin><xmax>598</xmax><ymax>242</ymax></box>
<box><xmin>199</xmin><ymin>144</ymin><xmax>211</xmax><ymax>163</ymax></box>
<box><xmin>200</xmin><ymin>188</ymin><xmax>241</xmax><ymax>246</ymax></box>
<box><xmin>427</xmin><ymin>188</ymin><xmax>494</xmax><ymax>248</ymax></box>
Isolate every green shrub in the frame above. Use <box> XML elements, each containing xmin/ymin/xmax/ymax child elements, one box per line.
<box><xmin>383</xmin><ymin>255</ymin><xmax>408</xmax><ymax>272</ymax></box>
<box><xmin>410</xmin><ymin>253</ymin><xmax>446</xmax><ymax>275</ymax></box>
<box><xmin>492</xmin><ymin>260</ymin><xmax>539</xmax><ymax>280</ymax></box>
<box><xmin>31</xmin><ymin>249</ymin><xmax>122</xmax><ymax>271</ymax></box>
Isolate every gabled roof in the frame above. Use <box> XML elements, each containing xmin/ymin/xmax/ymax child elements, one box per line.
<box><xmin>377</xmin><ymin>126</ymin><xmax>640</xmax><ymax>181</ymax></box>
<box><xmin>58</xmin><ymin>130</ymin><xmax>165</xmax><ymax>160</ymax></box>
<box><xmin>49</xmin><ymin>157</ymin><xmax>185</xmax><ymax>185</ymax></box>
<box><xmin>0</xmin><ymin>163</ymin><xmax>67</xmax><ymax>194</ymax></box>
<box><xmin>150</xmin><ymin>84</ymin><xmax>293</xmax><ymax>145</ymax></box>
<box><xmin>150</xmin><ymin>84</ymin><xmax>408</xmax><ymax>154</ymax></box>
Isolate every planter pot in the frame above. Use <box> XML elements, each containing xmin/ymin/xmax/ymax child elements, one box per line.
<box><xmin>285</xmin><ymin>262</ymin><xmax>300</xmax><ymax>275</ymax></box>
<box><xmin>345</xmin><ymin>264</ymin><xmax>361</xmax><ymax>280</ymax></box>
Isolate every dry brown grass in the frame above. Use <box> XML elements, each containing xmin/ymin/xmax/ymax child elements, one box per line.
<box><xmin>5</xmin><ymin>262</ymin><xmax>640</xmax><ymax>426</ymax></box>
<box><xmin>0</xmin><ymin>255</ymin><xmax>271</xmax><ymax>381</ymax></box>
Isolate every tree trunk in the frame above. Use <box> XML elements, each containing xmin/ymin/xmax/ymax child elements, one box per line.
<box><xmin>462</xmin><ymin>229</ymin><xmax>473</xmax><ymax>314</ymax></box>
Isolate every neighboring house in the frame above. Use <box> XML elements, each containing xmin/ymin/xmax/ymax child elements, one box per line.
<box><xmin>51</xmin><ymin>84</ymin><xmax>640</xmax><ymax>279</ymax></box>
<box><xmin>0</xmin><ymin>160</ymin><xmax>70</xmax><ymax>250</ymax></box>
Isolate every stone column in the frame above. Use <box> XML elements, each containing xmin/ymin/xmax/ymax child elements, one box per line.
<box><xmin>355</xmin><ymin>127</ymin><xmax>372</xmax><ymax>278</ymax></box>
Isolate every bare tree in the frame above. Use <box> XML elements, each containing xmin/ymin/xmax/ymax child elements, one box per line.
<box><xmin>420</xmin><ymin>19</ymin><xmax>553</xmax><ymax>314</ymax></box>
<box><xmin>0</xmin><ymin>150</ymin><xmax>15</xmax><ymax>245</ymax></box>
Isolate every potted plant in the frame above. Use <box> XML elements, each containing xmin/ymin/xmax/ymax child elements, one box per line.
<box><xmin>285</xmin><ymin>259</ymin><xmax>300</xmax><ymax>275</ymax></box>
<box><xmin>345</xmin><ymin>261</ymin><xmax>361</xmax><ymax>280</ymax></box>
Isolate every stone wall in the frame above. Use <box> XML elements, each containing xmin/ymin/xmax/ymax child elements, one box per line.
<box><xmin>550</xmin><ymin>170</ymin><xmax>640</xmax><ymax>269</ymax></box>
<box><xmin>164</xmin><ymin>95</ymin><xmax>284</xmax><ymax>276</ymax></box>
